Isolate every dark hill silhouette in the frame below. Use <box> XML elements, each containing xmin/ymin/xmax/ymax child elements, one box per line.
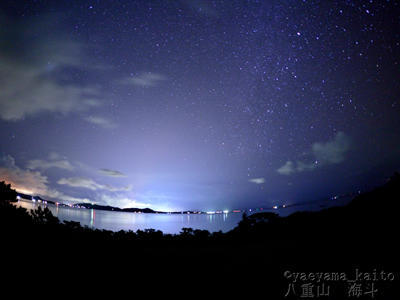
<box><xmin>230</xmin><ymin>172</ymin><xmax>400</xmax><ymax>242</ymax></box>
<box><xmin>75</xmin><ymin>202</ymin><xmax>157</xmax><ymax>213</ymax></box>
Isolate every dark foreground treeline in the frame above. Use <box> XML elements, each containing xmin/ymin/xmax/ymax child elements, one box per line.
<box><xmin>1</xmin><ymin>175</ymin><xmax>399</xmax><ymax>298</ymax></box>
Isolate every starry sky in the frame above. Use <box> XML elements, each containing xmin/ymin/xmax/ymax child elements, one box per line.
<box><xmin>0</xmin><ymin>0</ymin><xmax>399</xmax><ymax>212</ymax></box>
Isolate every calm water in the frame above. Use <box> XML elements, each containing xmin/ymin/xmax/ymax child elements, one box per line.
<box><xmin>14</xmin><ymin>196</ymin><xmax>351</xmax><ymax>234</ymax></box>
<box><xmin>15</xmin><ymin>200</ymin><xmax>244</xmax><ymax>234</ymax></box>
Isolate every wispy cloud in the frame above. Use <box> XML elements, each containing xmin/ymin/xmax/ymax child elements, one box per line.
<box><xmin>249</xmin><ymin>178</ymin><xmax>265</xmax><ymax>184</ymax></box>
<box><xmin>277</xmin><ymin>132</ymin><xmax>351</xmax><ymax>175</ymax></box>
<box><xmin>118</xmin><ymin>72</ymin><xmax>166</xmax><ymax>87</ymax></box>
<box><xmin>85</xmin><ymin>116</ymin><xmax>117</xmax><ymax>129</ymax></box>
<box><xmin>57</xmin><ymin>177</ymin><xmax>132</xmax><ymax>192</ymax></box>
<box><xmin>27</xmin><ymin>152</ymin><xmax>74</xmax><ymax>171</ymax></box>
<box><xmin>277</xmin><ymin>161</ymin><xmax>296</xmax><ymax>175</ymax></box>
<box><xmin>99</xmin><ymin>168</ymin><xmax>127</xmax><ymax>178</ymax></box>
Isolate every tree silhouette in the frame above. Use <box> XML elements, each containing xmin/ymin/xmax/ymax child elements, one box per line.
<box><xmin>31</xmin><ymin>206</ymin><xmax>59</xmax><ymax>226</ymax></box>
<box><xmin>0</xmin><ymin>181</ymin><xmax>17</xmax><ymax>202</ymax></box>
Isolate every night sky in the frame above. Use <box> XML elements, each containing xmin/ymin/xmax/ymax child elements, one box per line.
<box><xmin>0</xmin><ymin>0</ymin><xmax>399</xmax><ymax>212</ymax></box>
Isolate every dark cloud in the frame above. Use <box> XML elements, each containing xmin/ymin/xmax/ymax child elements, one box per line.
<box><xmin>99</xmin><ymin>169</ymin><xmax>127</xmax><ymax>178</ymax></box>
<box><xmin>0</xmin><ymin>16</ymin><xmax>101</xmax><ymax>121</ymax></box>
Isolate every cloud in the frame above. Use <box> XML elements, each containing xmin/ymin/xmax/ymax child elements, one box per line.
<box><xmin>27</xmin><ymin>152</ymin><xmax>74</xmax><ymax>171</ymax></box>
<box><xmin>277</xmin><ymin>161</ymin><xmax>296</xmax><ymax>175</ymax></box>
<box><xmin>57</xmin><ymin>177</ymin><xmax>132</xmax><ymax>192</ymax></box>
<box><xmin>99</xmin><ymin>168</ymin><xmax>127</xmax><ymax>178</ymax></box>
<box><xmin>1</xmin><ymin>155</ymin><xmax>49</xmax><ymax>195</ymax></box>
<box><xmin>277</xmin><ymin>160</ymin><xmax>317</xmax><ymax>175</ymax></box>
<box><xmin>277</xmin><ymin>132</ymin><xmax>351</xmax><ymax>175</ymax></box>
<box><xmin>118</xmin><ymin>73</ymin><xmax>166</xmax><ymax>87</ymax></box>
<box><xmin>0</xmin><ymin>63</ymin><xmax>100</xmax><ymax>120</ymax></box>
<box><xmin>296</xmin><ymin>161</ymin><xmax>317</xmax><ymax>173</ymax></box>
<box><xmin>0</xmin><ymin>155</ymin><xmax>89</xmax><ymax>203</ymax></box>
<box><xmin>57</xmin><ymin>177</ymin><xmax>103</xmax><ymax>190</ymax></box>
<box><xmin>0</xmin><ymin>16</ymin><xmax>101</xmax><ymax>121</ymax></box>
<box><xmin>312</xmin><ymin>131</ymin><xmax>351</xmax><ymax>164</ymax></box>
<box><xmin>85</xmin><ymin>116</ymin><xmax>117</xmax><ymax>129</ymax></box>
<box><xmin>249</xmin><ymin>178</ymin><xmax>265</xmax><ymax>184</ymax></box>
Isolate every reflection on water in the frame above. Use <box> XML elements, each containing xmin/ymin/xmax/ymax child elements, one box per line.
<box><xmin>90</xmin><ymin>209</ymin><xmax>95</xmax><ymax>227</ymax></box>
<box><xmin>14</xmin><ymin>200</ymin><xmax>243</xmax><ymax>234</ymax></box>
